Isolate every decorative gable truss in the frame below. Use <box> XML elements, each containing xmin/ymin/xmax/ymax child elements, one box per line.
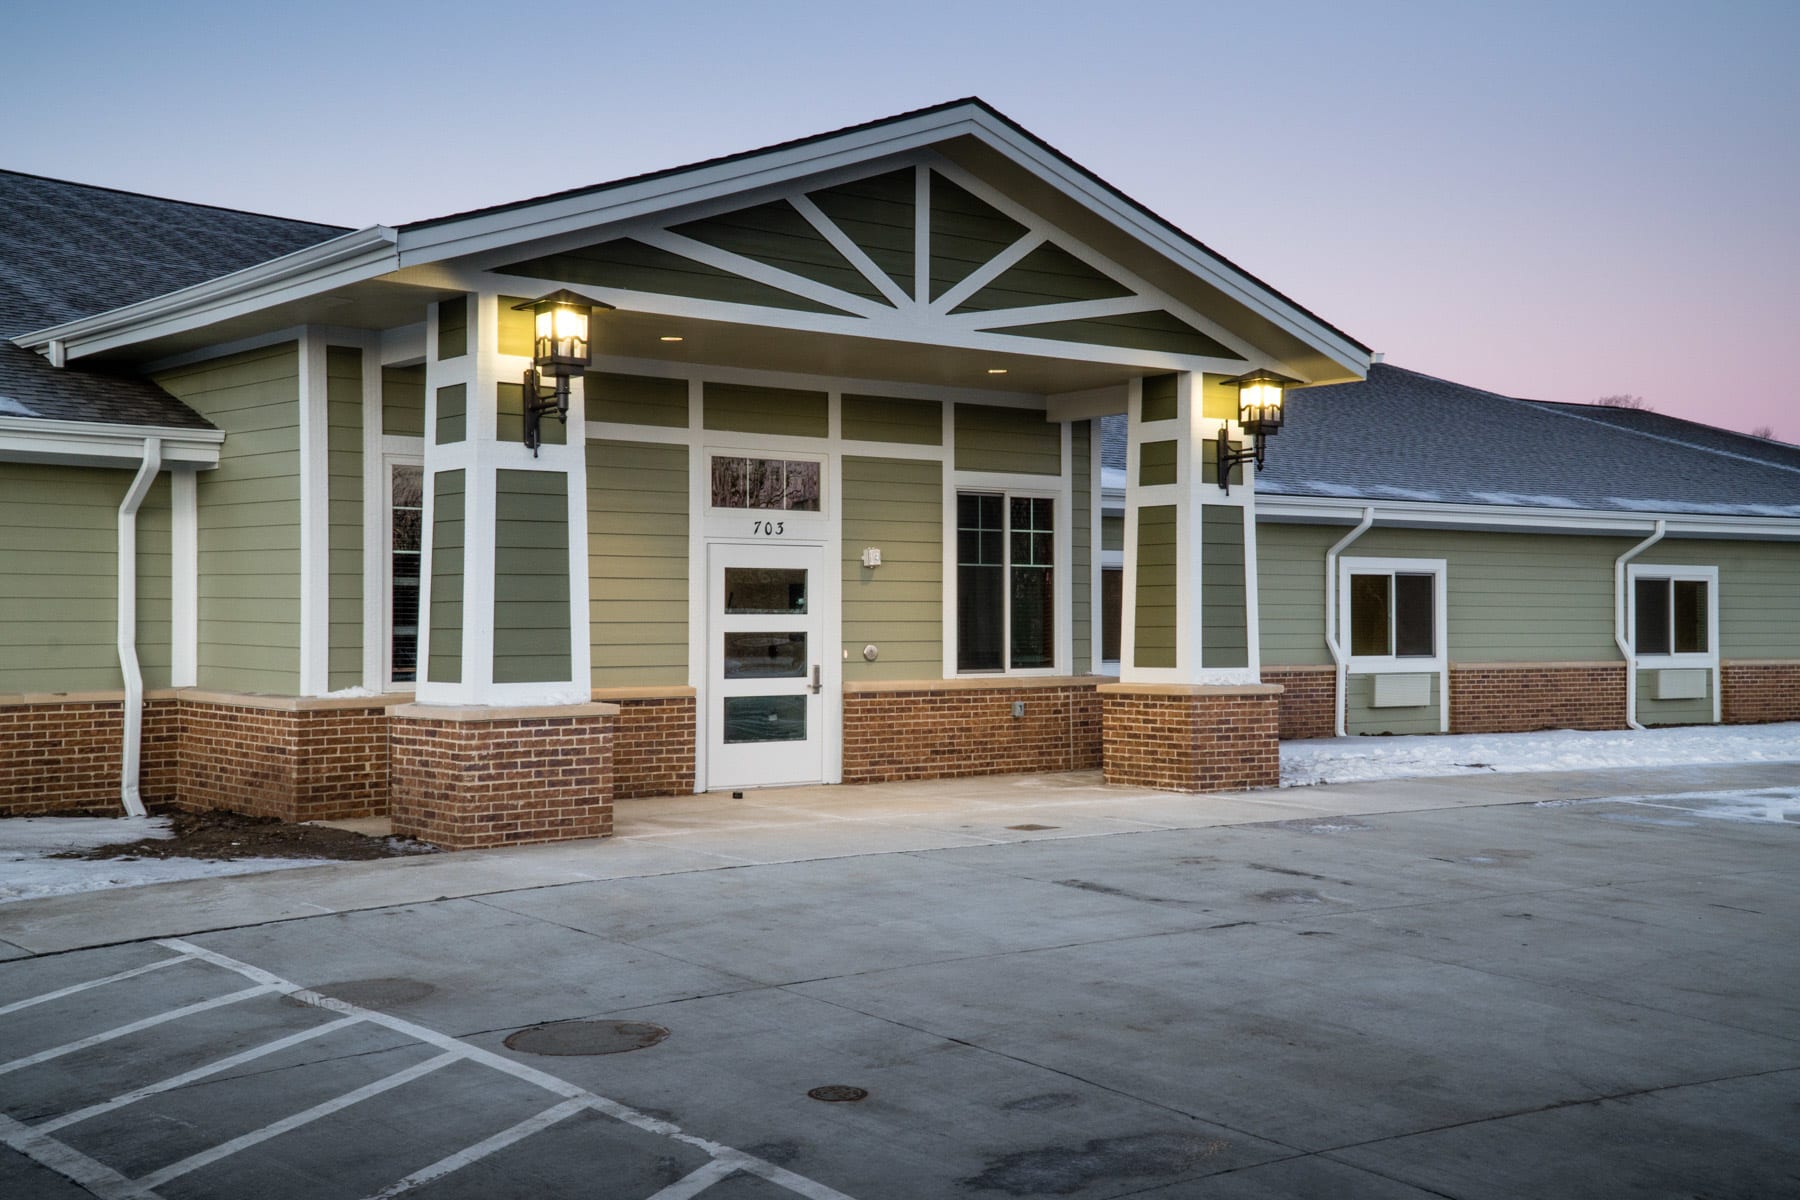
<box><xmin>480</xmin><ymin>160</ymin><xmax>1256</xmax><ymax>373</ymax></box>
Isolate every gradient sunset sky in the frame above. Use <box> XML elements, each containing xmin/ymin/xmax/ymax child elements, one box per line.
<box><xmin>4</xmin><ymin>0</ymin><xmax>1794</xmax><ymax>438</ymax></box>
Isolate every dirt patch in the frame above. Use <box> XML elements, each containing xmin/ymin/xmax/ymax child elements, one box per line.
<box><xmin>51</xmin><ymin>809</ymin><xmax>437</xmax><ymax>863</ymax></box>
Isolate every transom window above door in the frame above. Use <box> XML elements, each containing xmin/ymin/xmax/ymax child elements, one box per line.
<box><xmin>710</xmin><ymin>455</ymin><xmax>821</xmax><ymax>511</ymax></box>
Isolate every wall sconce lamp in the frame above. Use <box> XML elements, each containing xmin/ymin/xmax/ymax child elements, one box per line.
<box><xmin>515</xmin><ymin>290</ymin><xmax>612</xmax><ymax>455</ymax></box>
<box><xmin>1215</xmin><ymin>368</ymin><xmax>1299</xmax><ymax>492</ymax></box>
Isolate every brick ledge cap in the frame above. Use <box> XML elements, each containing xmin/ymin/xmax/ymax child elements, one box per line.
<box><xmin>178</xmin><ymin>689</ymin><xmax>413</xmax><ymax>712</ymax></box>
<box><xmin>1098</xmin><ymin>682</ymin><xmax>1284</xmax><ymax>697</ymax></box>
<box><xmin>391</xmin><ymin>701</ymin><xmax>620</xmax><ymax>722</ymax></box>
<box><xmin>591</xmin><ymin>686</ymin><xmax>696</xmax><ymax>701</ymax></box>
<box><xmin>847</xmin><ymin>675</ymin><xmax>1110</xmax><ymax>694</ymax></box>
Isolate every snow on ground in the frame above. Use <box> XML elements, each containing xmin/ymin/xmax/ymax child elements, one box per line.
<box><xmin>1280</xmin><ymin>721</ymin><xmax>1800</xmax><ymax>788</ymax></box>
<box><xmin>0</xmin><ymin>816</ymin><xmax>334</xmax><ymax>905</ymax></box>
<box><xmin>1540</xmin><ymin>786</ymin><xmax>1800</xmax><ymax>826</ymax></box>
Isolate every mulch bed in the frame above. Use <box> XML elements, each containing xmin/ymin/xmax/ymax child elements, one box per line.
<box><xmin>52</xmin><ymin>809</ymin><xmax>437</xmax><ymax>863</ymax></box>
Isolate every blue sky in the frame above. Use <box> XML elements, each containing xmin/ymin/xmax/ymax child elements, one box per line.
<box><xmin>4</xmin><ymin>0</ymin><xmax>1795</xmax><ymax>436</ymax></box>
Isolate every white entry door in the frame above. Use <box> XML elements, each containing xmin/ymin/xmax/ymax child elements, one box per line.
<box><xmin>707</xmin><ymin>542</ymin><xmax>825</xmax><ymax>789</ymax></box>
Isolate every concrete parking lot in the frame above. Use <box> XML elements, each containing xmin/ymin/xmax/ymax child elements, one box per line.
<box><xmin>1</xmin><ymin>762</ymin><xmax>1796</xmax><ymax>1199</ymax></box>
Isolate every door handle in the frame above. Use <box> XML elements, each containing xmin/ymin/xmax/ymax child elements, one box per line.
<box><xmin>810</xmin><ymin>665</ymin><xmax>822</xmax><ymax>695</ymax></box>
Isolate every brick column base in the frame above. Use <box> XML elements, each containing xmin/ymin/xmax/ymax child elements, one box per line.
<box><xmin>1100</xmin><ymin>683</ymin><xmax>1282</xmax><ymax>793</ymax></box>
<box><xmin>389</xmin><ymin>702</ymin><xmax>617</xmax><ymax>850</ymax></box>
<box><xmin>1259</xmin><ymin>667</ymin><xmax>1337</xmax><ymax>739</ymax></box>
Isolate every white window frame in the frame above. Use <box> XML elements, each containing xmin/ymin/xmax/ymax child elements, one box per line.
<box><xmin>383</xmin><ymin>451</ymin><xmax>425</xmax><ymax>690</ymax></box>
<box><xmin>1339</xmin><ymin>556</ymin><xmax>1448</xmax><ymax>674</ymax></box>
<box><xmin>1627</xmin><ymin>564</ymin><xmax>1719</xmax><ymax>668</ymax></box>
<box><xmin>953</xmin><ymin>487</ymin><xmax>1061</xmax><ymax>677</ymax></box>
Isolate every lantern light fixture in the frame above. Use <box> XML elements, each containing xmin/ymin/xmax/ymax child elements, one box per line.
<box><xmin>1215</xmin><ymin>368</ymin><xmax>1300</xmax><ymax>493</ymax></box>
<box><xmin>515</xmin><ymin>290</ymin><xmax>612</xmax><ymax>455</ymax></box>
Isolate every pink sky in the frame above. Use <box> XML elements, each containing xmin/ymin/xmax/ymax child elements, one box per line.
<box><xmin>4</xmin><ymin>1</ymin><xmax>1794</xmax><ymax>439</ymax></box>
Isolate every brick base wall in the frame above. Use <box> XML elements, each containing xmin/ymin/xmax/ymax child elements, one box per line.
<box><xmin>608</xmin><ymin>695</ymin><xmax>696</xmax><ymax>799</ymax></box>
<box><xmin>1448</xmin><ymin>664</ymin><xmax>1627</xmax><ymax>734</ymax></box>
<box><xmin>1260</xmin><ymin>667</ymin><xmax>1337</xmax><ymax>740</ymax></box>
<box><xmin>1100</xmin><ymin>684</ymin><xmax>1282</xmax><ymax>792</ymax></box>
<box><xmin>842</xmin><ymin>679</ymin><xmax>1103</xmax><ymax>784</ymax></box>
<box><xmin>177</xmin><ymin>698</ymin><xmax>391</xmax><ymax>823</ymax></box>
<box><xmin>389</xmin><ymin>703</ymin><xmax>615</xmax><ymax>850</ymax></box>
<box><xmin>0</xmin><ymin>699</ymin><xmax>130</xmax><ymax>816</ymax></box>
<box><xmin>1722</xmin><ymin>662</ymin><xmax>1800</xmax><ymax>724</ymax></box>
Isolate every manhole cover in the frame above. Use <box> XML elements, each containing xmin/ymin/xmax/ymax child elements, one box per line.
<box><xmin>283</xmin><ymin>978</ymin><xmax>436</xmax><ymax>1010</ymax></box>
<box><xmin>806</xmin><ymin>1085</ymin><xmax>868</xmax><ymax>1103</ymax></box>
<box><xmin>1006</xmin><ymin>824</ymin><xmax>1059</xmax><ymax>831</ymax></box>
<box><xmin>504</xmin><ymin>1020</ymin><xmax>670</xmax><ymax>1056</ymax></box>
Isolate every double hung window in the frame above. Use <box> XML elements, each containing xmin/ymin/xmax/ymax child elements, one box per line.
<box><xmin>957</xmin><ymin>493</ymin><xmax>1054</xmax><ymax>672</ymax></box>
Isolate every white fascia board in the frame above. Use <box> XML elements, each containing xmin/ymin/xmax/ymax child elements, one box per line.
<box><xmin>395</xmin><ymin>113</ymin><xmax>992</xmax><ymax>264</ymax></box>
<box><xmin>1256</xmin><ymin>494</ymin><xmax>1800</xmax><ymax>541</ymax></box>
<box><xmin>0</xmin><ymin>416</ymin><xmax>223</xmax><ymax>468</ymax></box>
<box><xmin>13</xmin><ymin>228</ymin><xmax>399</xmax><ymax>361</ymax></box>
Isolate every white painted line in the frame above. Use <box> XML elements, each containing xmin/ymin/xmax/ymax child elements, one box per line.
<box><xmin>644</xmin><ymin>1157</ymin><xmax>739</xmax><ymax>1199</ymax></box>
<box><xmin>135</xmin><ymin>1051</ymin><xmax>460</xmax><ymax>1190</ymax></box>
<box><xmin>0</xmin><ymin>1109</ymin><xmax>149</xmax><ymax>1200</ymax></box>
<box><xmin>158</xmin><ymin>939</ymin><xmax>861</xmax><ymax>1200</ymax></box>
<box><xmin>38</xmin><ymin>1015</ymin><xmax>363</xmax><ymax>1135</ymax></box>
<box><xmin>0</xmin><ymin>984</ymin><xmax>273</xmax><ymax>1077</ymax></box>
<box><xmin>357</xmin><ymin>1096</ymin><xmax>590</xmax><ymax>1199</ymax></box>
<box><xmin>0</xmin><ymin>953</ymin><xmax>189</xmax><ymax>1018</ymax></box>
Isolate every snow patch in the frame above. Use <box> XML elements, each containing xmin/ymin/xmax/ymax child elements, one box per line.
<box><xmin>1541</xmin><ymin>787</ymin><xmax>1800</xmax><ymax>825</ymax></box>
<box><xmin>0</xmin><ymin>396</ymin><xmax>39</xmax><ymax>417</ymax></box>
<box><xmin>1281</xmin><ymin>722</ymin><xmax>1800</xmax><ymax>788</ymax></box>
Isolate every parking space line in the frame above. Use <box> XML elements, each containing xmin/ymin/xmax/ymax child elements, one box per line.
<box><xmin>0</xmin><ymin>1109</ymin><xmax>147</xmax><ymax>1200</ymax></box>
<box><xmin>358</xmin><ymin>1096</ymin><xmax>592</xmax><ymax>1199</ymax></box>
<box><xmin>0</xmin><ymin>984</ymin><xmax>274</xmax><ymax>1077</ymax></box>
<box><xmin>158</xmin><ymin>938</ymin><xmax>861</xmax><ymax>1200</ymax></box>
<box><xmin>37</xmin><ymin>1014</ymin><xmax>363</xmax><ymax>1135</ymax></box>
<box><xmin>643</xmin><ymin>1158</ymin><xmax>740</xmax><ymax>1199</ymax></box>
<box><xmin>135</xmin><ymin>1051</ymin><xmax>460</xmax><ymax>1190</ymax></box>
<box><xmin>0</xmin><ymin>953</ymin><xmax>190</xmax><ymax>1019</ymax></box>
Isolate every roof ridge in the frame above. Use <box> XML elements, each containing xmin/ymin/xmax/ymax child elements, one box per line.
<box><xmin>0</xmin><ymin>168</ymin><xmax>348</xmax><ymax>232</ymax></box>
<box><xmin>1518</xmin><ymin>397</ymin><xmax>1800</xmax><ymax>478</ymax></box>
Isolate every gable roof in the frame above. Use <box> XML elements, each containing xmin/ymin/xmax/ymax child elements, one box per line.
<box><xmin>1520</xmin><ymin>400</ymin><xmax>1800</xmax><ymax>474</ymax></box>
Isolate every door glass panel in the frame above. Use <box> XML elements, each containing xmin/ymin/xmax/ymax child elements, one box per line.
<box><xmin>724</xmin><ymin>632</ymin><xmax>807</xmax><ymax>678</ymax></box>
<box><xmin>723</xmin><ymin>695</ymin><xmax>807</xmax><ymax>743</ymax></box>
<box><xmin>724</xmin><ymin>568</ymin><xmax>807</xmax><ymax>614</ymax></box>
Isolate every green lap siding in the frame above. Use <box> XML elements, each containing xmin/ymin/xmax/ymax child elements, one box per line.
<box><xmin>437</xmin><ymin>296</ymin><xmax>467</xmax><ymax>360</ymax></box>
<box><xmin>154</xmin><ymin>342</ymin><xmax>301</xmax><ymax>693</ymax></box>
<box><xmin>954</xmin><ymin>404</ymin><xmax>1059</xmax><ymax>475</ymax></box>
<box><xmin>435</xmin><ymin>384</ymin><xmax>466</xmax><ymax>445</ymax></box>
<box><xmin>805</xmin><ymin>168</ymin><xmax>915</xmax><ymax>297</ymax></box>
<box><xmin>589</xmin><ymin>372</ymin><xmax>689</xmax><ymax>428</ymax></box>
<box><xmin>1102</xmin><ymin>514</ymin><xmax>1123</xmax><ymax>553</ymax></box>
<box><xmin>1139</xmin><ymin>440</ymin><xmax>1176</xmax><ymax>487</ymax></box>
<box><xmin>673</xmin><ymin>200</ymin><xmax>890</xmax><ymax>305</ymax></box>
<box><xmin>1071</xmin><ymin>422</ymin><xmax>1091</xmax><ymax>670</ymax></box>
<box><xmin>327</xmin><ymin>346</ymin><xmax>363</xmax><ymax>690</ymax></box>
<box><xmin>1140</xmin><ymin>374</ymin><xmax>1178</xmax><ymax>423</ymax></box>
<box><xmin>0</xmin><ymin>465</ymin><xmax>170</xmax><ymax>692</ymax></box>
<box><xmin>842</xmin><ymin>394</ymin><xmax>942</xmax><ymax>445</ymax></box>
<box><xmin>589</xmin><ymin>440</ymin><xmax>688</xmax><ymax>686</ymax></box>
<box><xmin>494</xmin><ymin>471</ymin><xmax>571</xmax><ymax>683</ymax></box>
<box><xmin>496</xmin><ymin>381</ymin><xmax>565</xmax><ymax>446</ymax></box>
<box><xmin>1202</xmin><ymin>506</ymin><xmax>1248</xmax><ymax>669</ymax></box>
<box><xmin>382</xmin><ymin>364</ymin><xmax>424</xmax><ymax>437</ymax></box>
<box><xmin>703</xmin><ymin>382</ymin><xmax>828</xmax><ymax>438</ymax></box>
<box><xmin>428</xmin><ymin>470</ymin><xmax>465</xmax><ymax>684</ymax></box>
<box><xmin>1637</xmin><ymin>671</ymin><xmax>1713</xmax><ymax>726</ymax></box>
<box><xmin>1135</xmin><ymin>504</ymin><xmax>1177</xmax><ymax>668</ymax></box>
<box><xmin>843</xmin><ymin>456</ymin><xmax>943</xmax><ymax>681</ymax></box>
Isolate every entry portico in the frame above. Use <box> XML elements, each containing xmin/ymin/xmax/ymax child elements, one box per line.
<box><xmin>12</xmin><ymin>99</ymin><xmax>1369</xmax><ymax>842</ymax></box>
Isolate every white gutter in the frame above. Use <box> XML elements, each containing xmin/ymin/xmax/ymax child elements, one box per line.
<box><xmin>0</xmin><ymin>415</ymin><xmax>222</xmax><ymax>469</ymax></box>
<box><xmin>1258</xmin><ymin>494</ymin><xmax>1800</xmax><ymax>541</ymax></box>
<box><xmin>1324</xmin><ymin>506</ymin><xmax>1376</xmax><ymax>738</ymax></box>
<box><xmin>1613</xmin><ymin>520</ymin><xmax>1666</xmax><ymax>731</ymax></box>
<box><xmin>117</xmin><ymin>438</ymin><xmax>163</xmax><ymax>818</ymax></box>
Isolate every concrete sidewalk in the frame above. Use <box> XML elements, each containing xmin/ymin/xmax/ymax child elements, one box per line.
<box><xmin>2</xmin><ymin>760</ymin><xmax>1792</xmax><ymax>957</ymax></box>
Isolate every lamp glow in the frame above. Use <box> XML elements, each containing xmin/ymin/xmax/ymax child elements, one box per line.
<box><xmin>512</xmin><ymin>290</ymin><xmax>612</xmax><ymax>455</ymax></box>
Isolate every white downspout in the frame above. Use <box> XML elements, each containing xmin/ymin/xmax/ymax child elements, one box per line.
<box><xmin>117</xmin><ymin>438</ymin><xmax>163</xmax><ymax>818</ymax></box>
<box><xmin>1614</xmin><ymin>519</ymin><xmax>1666</xmax><ymax>732</ymax></box>
<box><xmin>1324</xmin><ymin>507</ymin><xmax>1376</xmax><ymax>737</ymax></box>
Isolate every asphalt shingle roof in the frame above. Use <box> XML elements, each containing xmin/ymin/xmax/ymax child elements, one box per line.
<box><xmin>1101</xmin><ymin>365</ymin><xmax>1800</xmax><ymax>518</ymax></box>
<box><xmin>0</xmin><ymin>170</ymin><xmax>344</xmax><ymax>431</ymax></box>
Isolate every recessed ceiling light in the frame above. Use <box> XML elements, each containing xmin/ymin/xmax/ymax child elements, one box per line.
<box><xmin>659</xmin><ymin>335</ymin><xmax>684</xmax><ymax>343</ymax></box>
<box><xmin>986</xmin><ymin>367</ymin><xmax>1008</xmax><ymax>375</ymax></box>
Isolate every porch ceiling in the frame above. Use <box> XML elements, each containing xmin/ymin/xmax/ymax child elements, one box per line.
<box><xmin>591</xmin><ymin>307</ymin><xmax>1144</xmax><ymax>395</ymax></box>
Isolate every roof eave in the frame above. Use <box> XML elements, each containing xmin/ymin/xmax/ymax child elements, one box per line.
<box><xmin>0</xmin><ymin>415</ymin><xmax>225</xmax><ymax>469</ymax></box>
<box><xmin>1256</xmin><ymin>493</ymin><xmax>1800</xmax><ymax>540</ymax></box>
<box><xmin>12</xmin><ymin>226</ymin><xmax>400</xmax><ymax>361</ymax></box>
